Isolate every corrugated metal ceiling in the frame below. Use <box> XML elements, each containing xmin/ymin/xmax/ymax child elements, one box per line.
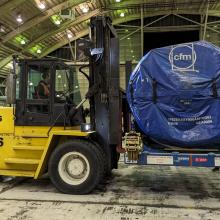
<box><xmin>0</xmin><ymin>0</ymin><xmax>219</xmax><ymax>76</ymax></box>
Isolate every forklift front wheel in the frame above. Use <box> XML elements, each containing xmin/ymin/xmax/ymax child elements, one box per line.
<box><xmin>58</xmin><ymin>152</ymin><xmax>90</xmax><ymax>186</ymax></box>
<box><xmin>48</xmin><ymin>140</ymin><xmax>104</xmax><ymax>194</ymax></box>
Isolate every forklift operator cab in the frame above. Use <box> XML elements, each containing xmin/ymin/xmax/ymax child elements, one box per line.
<box><xmin>15</xmin><ymin>60</ymin><xmax>84</xmax><ymax>126</ymax></box>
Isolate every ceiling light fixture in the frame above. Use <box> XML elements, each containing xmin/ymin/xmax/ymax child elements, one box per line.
<box><xmin>51</xmin><ymin>15</ymin><xmax>62</xmax><ymax>25</ymax></box>
<box><xmin>37</xmin><ymin>49</ymin><xmax>42</xmax><ymax>54</ymax></box>
<box><xmin>0</xmin><ymin>25</ymin><xmax>5</xmax><ymax>33</ymax></box>
<box><xmin>82</xmin><ymin>7</ymin><xmax>89</xmax><ymax>13</ymax></box>
<box><xmin>16</xmin><ymin>14</ymin><xmax>23</xmax><ymax>23</ymax></box>
<box><xmin>120</xmin><ymin>12</ymin><xmax>125</xmax><ymax>17</ymax></box>
<box><xmin>67</xmin><ymin>30</ymin><xmax>73</xmax><ymax>39</ymax></box>
<box><xmin>20</xmin><ymin>39</ymin><xmax>26</xmax><ymax>45</ymax></box>
<box><xmin>54</xmin><ymin>20</ymin><xmax>61</xmax><ymax>25</ymax></box>
<box><xmin>67</xmin><ymin>33</ymin><xmax>73</xmax><ymax>39</ymax></box>
<box><xmin>115</xmin><ymin>0</ymin><xmax>121</xmax><ymax>2</ymax></box>
<box><xmin>80</xmin><ymin>4</ymin><xmax>89</xmax><ymax>13</ymax></box>
<box><xmin>38</xmin><ymin>1</ymin><xmax>46</xmax><ymax>10</ymax></box>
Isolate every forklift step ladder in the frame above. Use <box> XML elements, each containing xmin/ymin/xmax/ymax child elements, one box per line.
<box><xmin>1</xmin><ymin>144</ymin><xmax>46</xmax><ymax>177</ymax></box>
<box><xmin>5</xmin><ymin>158</ymin><xmax>40</xmax><ymax>165</ymax></box>
<box><xmin>12</xmin><ymin>145</ymin><xmax>45</xmax><ymax>151</ymax></box>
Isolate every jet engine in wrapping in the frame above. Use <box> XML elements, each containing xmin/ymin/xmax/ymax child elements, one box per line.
<box><xmin>127</xmin><ymin>41</ymin><xmax>220</xmax><ymax>148</ymax></box>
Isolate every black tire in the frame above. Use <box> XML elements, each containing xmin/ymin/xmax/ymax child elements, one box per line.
<box><xmin>91</xmin><ymin>140</ymin><xmax>108</xmax><ymax>176</ymax></box>
<box><xmin>48</xmin><ymin>139</ymin><xmax>104</xmax><ymax>194</ymax></box>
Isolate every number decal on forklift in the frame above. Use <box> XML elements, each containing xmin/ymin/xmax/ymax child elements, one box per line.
<box><xmin>0</xmin><ymin>137</ymin><xmax>3</xmax><ymax>146</ymax></box>
<box><xmin>0</xmin><ymin>116</ymin><xmax>2</xmax><ymax>121</ymax></box>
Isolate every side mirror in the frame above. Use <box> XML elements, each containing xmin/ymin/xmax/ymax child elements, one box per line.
<box><xmin>6</xmin><ymin>72</ymin><xmax>16</xmax><ymax>105</ymax></box>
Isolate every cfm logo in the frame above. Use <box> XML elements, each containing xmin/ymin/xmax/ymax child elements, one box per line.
<box><xmin>169</xmin><ymin>43</ymin><xmax>197</xmax><ymax>72</ymax></box>
<box><xmin>173</xmin><ymin>53</ymin><xmax>192</xmax><ymax>61</ymax></box>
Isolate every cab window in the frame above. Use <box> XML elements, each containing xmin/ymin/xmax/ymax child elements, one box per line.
<box><xmin>55</xmin><ymin>66</ymin><xmax>70</xmax><ymax>102</ymax></box>
<box><xmin>26</xmin><ymin>64</ymin><xmax>50</xmax><ymax>114</ymax></box>
<box><xmin>27</xmin><ymin>65</ymin><xmax>50</xmax><ymax>100</ymax></box>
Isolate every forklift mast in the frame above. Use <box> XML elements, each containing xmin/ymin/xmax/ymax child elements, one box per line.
<box><xmin>89</xmin><ymin>16</ymin><xmax>121</xmax><ymax>169</ymax></box>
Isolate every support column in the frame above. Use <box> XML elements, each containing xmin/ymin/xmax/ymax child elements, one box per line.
<box><xmin>141</xmin><ymin>5</ymin><xmax>144</xmax><ymax>57</ymax></box>
<box><xmin>203</xmin><ymin>2</ymin><xmax>209</xmax><ymax>40</ymax></box>
<box><xmin>74</xmin><ymin>40</ymin><xmax>77</xmax><ymax>61</ymax></box>
<box><xmin>200</xmin><ymin>15</ymin><xmax>203</xmax><ymax>40</ymax></box>
<box><xmin>125</xmin><ymin>61</ymin><xmax>132</xmax><ymax>89</ymax></box>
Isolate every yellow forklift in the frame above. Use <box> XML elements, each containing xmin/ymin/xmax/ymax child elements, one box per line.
<box><xmin>0</xmin><ymin>16</ymin><xmax>121</xmax><ymax>194</ymax></box>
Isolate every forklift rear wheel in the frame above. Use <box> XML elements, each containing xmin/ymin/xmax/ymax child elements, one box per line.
<box><xmin>48</xmin><ymin>140</ymin><xmax>104</xmax><ymax>194</ymax></box>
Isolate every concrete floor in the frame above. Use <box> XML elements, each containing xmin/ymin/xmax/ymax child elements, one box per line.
<box><xmin>0</xmin><ymin>159</ymin><xmax>220</xmax><ymax>220</ymax></box>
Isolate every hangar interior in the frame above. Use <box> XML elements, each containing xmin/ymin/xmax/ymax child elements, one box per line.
<box><xmin>1</xmin><ymin>1</ymin><xmax>220</xmax><ymax>219</ymax></box>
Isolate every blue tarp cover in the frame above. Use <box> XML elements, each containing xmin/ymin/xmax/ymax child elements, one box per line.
<box><xmin>127</xmin><ymin>41</ymin><xmax>220</xmax><ymax>148</ymax></box>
